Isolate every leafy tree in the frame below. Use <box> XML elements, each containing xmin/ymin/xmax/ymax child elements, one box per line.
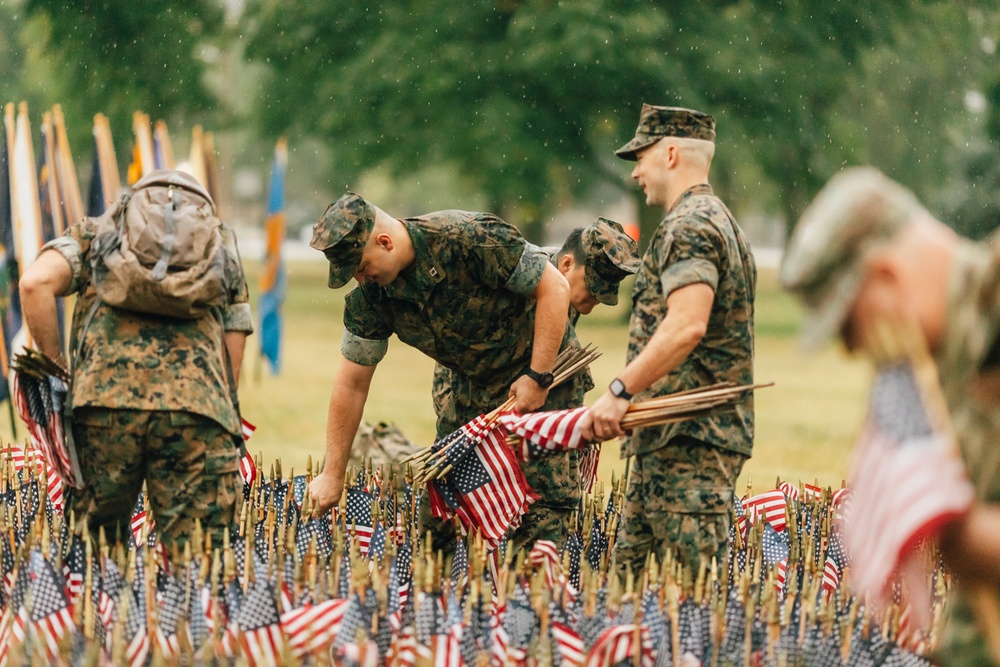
<box><xmin>17</xmin><ymin>0</ymin><xmax>226</xmax><ymax>150</ymax></box>
<box><xmin>242</xmin><ymin>0</ymin><xmax>989</xmax><ymax>242</ymax></box>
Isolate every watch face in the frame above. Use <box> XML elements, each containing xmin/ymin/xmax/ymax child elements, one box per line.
<box><xmin>610</xmin><ymin>379</ymin><xmax>626</xmax><ymax>397</ymax></box>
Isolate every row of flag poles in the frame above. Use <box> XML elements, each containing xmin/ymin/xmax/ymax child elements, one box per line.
<box><xmin>0</xmin><ymin>100</ymin><xmax>290</xmax><ymax>425</ymax></box>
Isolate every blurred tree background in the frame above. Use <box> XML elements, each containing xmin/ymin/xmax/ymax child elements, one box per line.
<box><xmin>1</xmin><ymin>0</ymin><xmax>998</xmax><ymax>245</ymax></box>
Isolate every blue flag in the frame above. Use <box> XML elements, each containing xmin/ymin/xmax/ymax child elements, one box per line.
<box><xmin>258</xmin><ymin>138</ymin><xmax>287</xmax><ymax>375</ymax></box>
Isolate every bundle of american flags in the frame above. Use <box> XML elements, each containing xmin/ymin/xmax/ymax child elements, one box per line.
<box><xmin>0</xmin><ymin>428</ymin><xmax>943</xmax><ymax>667</ymax></box>
<box><xmin>10</xmin><ymin>349</ymin><xmax>83</xmax><ymax>490</ymax></box>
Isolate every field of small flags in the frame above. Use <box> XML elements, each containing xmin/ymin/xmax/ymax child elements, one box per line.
<box><xmin>0</xmin><ymin>429</ymin><xmax>945</xmax><ymax>667</ymax></box>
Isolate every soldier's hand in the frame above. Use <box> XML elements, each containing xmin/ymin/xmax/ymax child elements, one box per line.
<box><xmin>508</xmin><ymin>375</ymin><xmax>549</xmax><ymax>414</ymax></box>
<box><xmin>308</xmin><ymin>471</ymin><xmax>344</xmax><ymax>515</ymax></box>
<box><xmin>581</xmin><ymin>390</ymin><xmax>630</xmax><ymax>442</ymax></box>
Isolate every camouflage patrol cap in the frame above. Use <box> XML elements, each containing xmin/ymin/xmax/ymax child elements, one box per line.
<box><xmin>310</xmin><ymin>192</ymin><xmax>375</xmax><ymax>288</ymax></box>
<box><xmin>779</xmin><ymin>166</ymin><xmax>928</xmax><ymax>351</ymax></box>
<box><xmin>582</xmin><ymin>217</ymin><xmax>641</xmax><ymax>306</ymax></box>
<box><xmin>615</xmin><ymin>104</ymin><xmax>716</xmax><ymax>161</ymax></box>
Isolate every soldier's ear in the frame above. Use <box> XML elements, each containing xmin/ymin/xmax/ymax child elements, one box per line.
<box><xmin>558</xmin><ymin>253</ymin><xmax>574</xmax><ymax>274</ymax></box>
<box><xmin>375</xmin><ymin>233</ymin><xmax>394</xmax><ymax>252</ymax></box>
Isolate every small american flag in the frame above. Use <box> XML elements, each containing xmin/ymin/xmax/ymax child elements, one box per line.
<box><xmin>346</xmin><ymin>486</ymin><xmax>375</xmax><ymax>555</ymax></box>
<box><xmin>240</xmin><ymin>418</ymin><xmax>257</xmax><ymax>488</ymax></box>
<box><xmin>123</xmin><ymin>585</ymin><xmax>150</xmax><ymax>667</ymax></box>
<box><xmin>743</xmin><ymin>490</ymin><xmax>788</xmax><ymax>532</ymax></box>
<box><xmin>281</xmin><ymin>597</ymin><xmax>348</xmax><ymax>658</ymax></box>
<box><xmin>429</xmin><ymin>416</ymin><xmax>538</xmax><ymax>549</ymax></box>
<box><xmin>821</xmin><ymin>556</ymin><xmax>840</xmax><ymax>600</ymax></box>
<box><xmin>155</xmin><ymin>575</ymin><xmax>185</xmax><ymax>659</ymax></box>
<box><xmin>528</xmin><ymin>540</ymin><xmax>560</xmax><ymax>589</ymax></box>
<box><xmin>585</xmin><ymin>624</ymin><xmax>654</xmax><ymax>667</ymax></box>
<box><xmin>238</xmin><ymin>579</ymin><xmax>284</xmax><ymax>666</ymax></box>
<box><xmin>775</xmin><ymin>559</ymin><xmax>789</xmax><ymax>593</ymax></box>
<box><xmin>761</xmin><ymin>523</ymin><xmax>789</xmax><ymax>566</ymax></box>
<box><xmin>845</xmin><ymin>362</ymin><xmax>973</xmax><ymax>600</ymax></box>
<box><xmin>778</xmin><ymin>480</ymin><xmax>822</xmax><ymax>502</ymax></box>
<box><xmin>28</xmin><ymin>551</ymin><xmax>73</xmax><ymax>659</ymax></box>
<box><xmin>62</xmin><ymin>534</ymin><xmax>86</xmax><ymax>608</ymax></box>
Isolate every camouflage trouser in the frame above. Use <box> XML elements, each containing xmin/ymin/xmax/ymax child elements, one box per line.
<box><xmin>426</xmin><ymin>364</ymin><xmax>586</xmax><ymax>553</ymax></box>
<box><xmin>614</xmin><ymin>436</ymin><xmax>746</xmax><ymax>580</ymax></box>
<box><xmin>68</xmin><ymin>407</ymin><xmax>241</xmax><ymax>553</ymax></box>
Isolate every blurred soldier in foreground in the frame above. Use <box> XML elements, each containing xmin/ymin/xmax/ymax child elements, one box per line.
<box><xmin>581</xmin><ymin>104</ymin><xmax>757</xmax><ymax>575</ymax></box>
<box><xmin>781</xmin><ymin>166</ymin><xmax>1000</xmax><ymax>667</ymax></box>
<box><xmin>19</xmin><ymin>170</ymin><xmax>253</xmax><ymax>552</ymax></box>
<box><xmin>432</xmin><ymin>217</ymin><xmax>640</xmax><ymax>467</ymax></box>
<box><xmin>307</xmin><ymin>194</ymin><xmax>591</xmax><ymax>550</ymax></box>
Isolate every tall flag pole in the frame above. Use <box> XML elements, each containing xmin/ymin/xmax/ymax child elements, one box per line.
<box><xmin>257</xmin><ymin>138</ymin><xmax>287</xmax><ymax>378</ymax></box>
<box><xmin>87</xmin><ymin>114</ymin><xmax>121</xmax><ymax>216</ymax></box>
<box><xmin>127</xmin><ymin>111</ymin><xmax>154</xmax><ymax>185</ymax></box>
<box><xmin>152</xmin><ymin>120</ymin><xmax>174</xmax><ymax>171</ymax></box>
<box><xmin>52</xmin><ymin>105</ymin><xmax>84</xmax><ymax>228</ymax></box>
<box><xmin>10</xmin><ymin>102</ymin><xmax>44</xmax><ymax>361</ymax></box>
<box><xmin>188</xmin><ymin>125</ymin><xmax>208</xmax><ymax>193</ymax></box>
<box><xmin>201</xmin><ymin>130</ymin><xmax>220</xmax><ymax>209</ymax></box>
<box><xmin>0</xmin><ymin>105</ymin><xmax>17</xmax><ymax>436</ymax></box>
<box><xmin>38</xmin><ymin>112</ymin><xmax>65</xmax><ymax>244</ymax></box>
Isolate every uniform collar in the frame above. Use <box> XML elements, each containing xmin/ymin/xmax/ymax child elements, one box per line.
<box><xmin>666</xmin><ymin>183</ymin><xmax>714</xmax><ymax>215</ymax></box>
<box><xmin>385</xmin><ymin>218</ymin><xmax>447</xmax><ymax>303</ymax></box>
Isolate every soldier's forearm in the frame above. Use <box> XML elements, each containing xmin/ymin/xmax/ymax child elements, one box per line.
<box><xmin>530</xmin><ymin>264</ymin><xmax>570</xmax><ymax>372</ymax></box>
<box><xmin>322</xmin><ymin>359</ymin><xmax>376</xmax><ymax>482</ymax></box>
<box><xmin>617</xmin><ymin>282</ymin><xmax>713</xmax><ymax>395</ymax></box>
<box><xmin>19</xmin><ymin>252</ymin><xmax>73</xmax><ymax>363</ymax></box>
<box><xmin>224</xmin><ymin>332</ymin><xmax>247</xmax><ymax>388</ymax></box>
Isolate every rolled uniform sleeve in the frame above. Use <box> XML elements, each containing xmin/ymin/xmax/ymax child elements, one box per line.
<box><xmin>342</xmin><ymin>286</ymin><xmax>393</xmax><ymax>366</ymax></box>
<box><xmin>466</xmin><ymin>216</ymin><xmax>547</xmax><ymax>296</ymax></box>
<box><xmin>505</xmin><ymin>245</ymin><xmax>549</xmax><ymax>296</ymax></box>
<box><xmin>40</xmin><ymin>218</ymin><xmax>100</xmax><ymax>295</ymax></box>
<box><xmin>659</xmin><ymin>217</ymin><xmax>722</xmax><ymax>297</ymax></box>
<box><xmin>41</xmin><ymin>236</ymin><xmax>84</xmax><ymax>294</ymax></box>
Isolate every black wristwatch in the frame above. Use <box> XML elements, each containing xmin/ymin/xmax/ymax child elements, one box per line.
<box><xmin>524</xmin><ymin>367</ymin><xmax>555</xmax><ymax>389</ymax></box>
<box><xmin>609</xmin><ymin>378</ymin><xmax>632</xmax><ymax>400</ymax></box>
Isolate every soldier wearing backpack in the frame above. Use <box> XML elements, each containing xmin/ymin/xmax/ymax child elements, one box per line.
<box><xmin>19</xmin><ymin>169</ymin><xmax>253</xmax><ymax>552</ymax></box>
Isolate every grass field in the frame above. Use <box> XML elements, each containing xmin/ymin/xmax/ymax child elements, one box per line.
<box><xmin>2</xmin><ymin>259</ymin><xmax>871</xmax><ymax>494</ymax></box>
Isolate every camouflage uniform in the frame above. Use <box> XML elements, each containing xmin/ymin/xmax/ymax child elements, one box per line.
<box><xmin>615</xmin><ymin>183</ymin><xmax>756</xmax><ymax>574</ymax></box>
<box><xmin>327</xmin><ymin>207</ymin><xmax>590</xmax><ymax>551</ymax></box>
<box><xmin>431</xmin><ymin>245</ymin><xmax>580</xmax><ymax>440</ymax></box>
<box><xmin>611</xmin><ymin>105</ymin><xmax>756</xmax><ymax>575</ymax></box>
<box><xmin>43</xmin><ymin>205</ymin><xmax>252</xmax><ymax>553</ymax></box>
<box><xmin>779</xmin><ymin>167</ymin><xmax>1000</xmax><ymax>666</ymax></box>
<box><xmin>432</xmin><ymin>218</ymin><xmax>639</xmax><ymax>498</ymax></box>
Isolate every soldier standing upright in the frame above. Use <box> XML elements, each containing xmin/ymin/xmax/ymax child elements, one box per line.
<box><xmin>581</xmin><ymin>105</ymin><xmax>757</xmax><ymax>575</ymax></box>
<box><xmin>19</xmin><ymin>170</ymin><xmax>253</xmax><ymax>552</ymax></box>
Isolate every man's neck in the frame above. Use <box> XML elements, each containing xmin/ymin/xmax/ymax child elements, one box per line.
<box><xmin>393</xmin><ymin>218</ymin><xmax>417</xmax><ymax>270</ymax></box>
<box><xmin>664</xmin><ymin>173</ymin><xmax>711</xmax><ymax>212</ymax></box>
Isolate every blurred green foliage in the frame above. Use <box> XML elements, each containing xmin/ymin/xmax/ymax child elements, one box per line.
<box><xmin>0</xmin><ymin>0</ymin><xmax>997</xmax><ymax>240</ymax></box>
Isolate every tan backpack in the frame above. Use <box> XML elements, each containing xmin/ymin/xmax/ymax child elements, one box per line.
<box><xmin>90</xmin><ymin>169</ymin><xmax>233</xmax><ymax>319</ymax></box>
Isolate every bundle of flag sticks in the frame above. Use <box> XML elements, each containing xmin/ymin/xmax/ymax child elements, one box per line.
<box><xmin>619</xmin><ymin>381</ymin><xmax>773</xmax><ymax>431</ymax></box>
<box><xmin>0</xmin><ymin>434</ymin><xmax>941</xmax><ymax>667</ymax></box>
<box><xmin>403</xmin><ymin>344</ymin><xmax>601</xmax><ymax>485</ymax></box>
<box><xmin>10</xmin><ymin>348</ymin><xmax>83</xmax><ymax>489</ymax></box>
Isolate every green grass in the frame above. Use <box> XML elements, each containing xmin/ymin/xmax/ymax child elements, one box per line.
<box><xmin>3</xmin><ymin>260</ymin><xmax>870</xmax><ymax>494</ymax></box>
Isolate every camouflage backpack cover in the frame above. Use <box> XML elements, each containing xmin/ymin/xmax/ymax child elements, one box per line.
<box><xmin>89</xmin><ymin>169</ymin><xmax>233</xmax><ymax>319</ymax></box>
